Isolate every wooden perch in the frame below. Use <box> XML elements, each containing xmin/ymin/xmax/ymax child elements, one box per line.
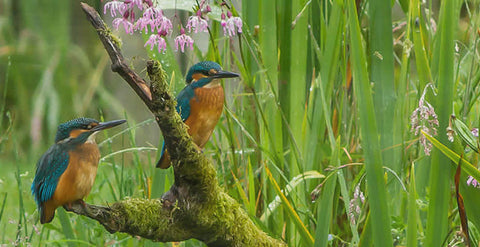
<box><xmin>74</xmin><ymin>3</ymin><xmax>285</xmax><ymax>246</ymax></box>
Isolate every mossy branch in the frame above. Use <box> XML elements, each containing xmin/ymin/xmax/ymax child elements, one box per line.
<box><xmin>79</xmin><ymin>2</ymin><xmax>285</xmax><ymax>246</ymax></box>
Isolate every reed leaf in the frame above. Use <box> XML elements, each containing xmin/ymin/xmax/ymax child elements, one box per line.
<box><xmin>407</xmin><ymin>163</ymin><xmax>418</xmax><ymax>247</ymax></box>
<box><xmin>422</xmin><ymin>131</ymin><xmax>480</xmax><ymax>182</ymax></box>
<box><xmin>424</xmin><ymin>0</ymin><xmax>459</xmax><ymax>245</ymax></box>
<box><xmin>346</xmin><ymin>0</ymin><xmax>392</xmax><ymax>245</ymax></box>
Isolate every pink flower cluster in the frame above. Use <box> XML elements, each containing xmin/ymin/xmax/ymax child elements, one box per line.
<box><xmin>103</xmin><ymin>0</ymin><xmax>243</xmax><ymax>54</ymax></box>
<box><xmin>410</xmin><ymin>83</ymin><xmax>439</xmax><ymax>155</ymax></box>
<box><xmin>348</xmin><ymin>185</ymin><xmax>365</xmax><ymax>225</ymax></box>
<box><xmin>221</xmin><ymin>11</ymin><xmax>243</xmax><ymax>36</ymax></box>
<box><xmin>467</xmin><ymin>176</ymin><xmax>480</xmax><ymax>188</ymax></box>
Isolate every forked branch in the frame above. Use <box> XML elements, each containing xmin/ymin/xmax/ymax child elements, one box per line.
<box><xmin>77</xmin><ymin>3</ymin><xmax>285</xmax><ymax>246</ymax></box>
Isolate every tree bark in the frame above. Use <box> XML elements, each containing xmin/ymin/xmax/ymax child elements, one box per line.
<box><xmin>70</xmin><ymin>3</ymin><xmax>286</xmax><ymax>246</ymax></box>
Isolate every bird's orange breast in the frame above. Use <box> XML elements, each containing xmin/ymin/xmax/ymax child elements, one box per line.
<box><xmin>185</xmin><ymin>85</ymin><xmax>225</xmax><ymax>148</ymax></box>
<box><xmin>47</xmin><ymin>143</ymin><xmax>100</xmax><ymax>209</ymax></box>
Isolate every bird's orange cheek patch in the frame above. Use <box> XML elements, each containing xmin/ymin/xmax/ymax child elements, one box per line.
<box><xmin>192</xmin><ymin>73</ymin><xmax>208</xmax><ymax>82</ymax></box>
<box><xmin>69</xmin><ymin>129</ymin><xmax>90</xmax><ymax>138</ymax></box>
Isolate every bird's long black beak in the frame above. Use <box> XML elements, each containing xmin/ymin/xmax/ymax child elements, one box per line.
<box><xmin>212</xmin><ymin>70</ymin><xmax>240</xmax><ymax>79</ymax></box>
<box><xmin>91</xmin><ymin>119</ymin><xmax>126</xmax><ymax>132</ymax></box>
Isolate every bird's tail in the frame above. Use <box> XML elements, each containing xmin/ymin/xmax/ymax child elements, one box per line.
<box><xmin>156</xmin><ymin>151</ymin><xmax>171</xmax><ymax>169</ymax></box>
<box><xmin>40</xmin><ymin>202</ymin><xmax>55</xmax><ymax>224</ymax></box>
<box><xmin>156</xmin><ymin>142</ymin><xmax>172</xmax><ymax>169</ymax></box>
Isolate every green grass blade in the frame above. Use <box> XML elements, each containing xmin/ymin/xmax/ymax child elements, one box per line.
<box><xmin>358</xmin><ymin>212</ymin><xmax>372</xmax><ymax>247</ymax></box>
<box><xmin>247</xmin><ymin>158</ymin><xmax>256</xmax><ymax>216</ymax></box>
<box><xmin>0</xmin><ymin>193</ymin><xmax>7</xmax><ymax>224</ymax></box>
<box><xmin>289</xmin><ymin>0</ymin><xmax>309</xmax><ymax>167</ymax></box>
<box><xmin>368</xmin><ymin>0</ymin><xmax>396</xmax><ymax>162</ymax></box>
<box><xmin>313</xmin><ymin>172</ymin><xmax>337</xmax><ymax>247</ymax></box>
<box><xmin>277</xmin><ymin>0</ymin><xmax>292</xmax><ymax>173</ymax></box>
<box><xmin>407</xmin><ymin>163</ymin><xmax>418</xmax><ymax>247</ymax></box>
<box><xmin>424</xmin><ymin>1</ymin><xmax>459</xmax><ymax>246</ymax></box>
<box><xmin>259</xmin><ymin>0</ymin><xmax>278</xmax><ymax>87</ymax></box>
<box><xmin>0</xmin><ymin>56</ymin><xmax>11</xmax><ymax>133</ymax></box>
<box><xmin>347</xmin><ymin>0</ymin><xmax>392</xmax><ymax>245</ymax></box>
<box><xmin>337</xmin><ymin>169</ymin><xmax>360</xmax><ymax>243</ymax></box>
<box><xmin>451</xmin><ymin>116</ymin><xmax>479</xmax><ymax>153</ymax></box>
<box><xmin>422</xmin><ymin>131</ymin><xmax>480</xmax><ymax>182</ymax></box>
<box><xmin>264</xmin><ymin>165</ymin><xmax>314</xmax><ymax>245</ymax></box>
<box><xmin>411</xmin><ymin>0</ymin><xmax>432</xmax><ymax>87</ymax></box>
<box><xmin>56</xmin><ymin>209</ymin><xmax>76</xmax><ymax>247</ymax></box>
<box><xmin>231</xmin><ymin>169</ymin><xmax>250</xmax><ymax>210</ymax></box>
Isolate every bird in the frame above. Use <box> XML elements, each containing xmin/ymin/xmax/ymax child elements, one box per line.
<box><xmin>31</xmin><ymin>117</ymin><xmax>126</xmax><ymax>224</ymax></box>
<box><xmin>156</xmin><ymin>61</ymin><xmax>239</xmax><ymax>169</ymax></box>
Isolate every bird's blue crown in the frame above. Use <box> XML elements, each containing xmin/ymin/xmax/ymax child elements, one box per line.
<box><xmin>55</xmin><ymin>118</ymin><xmax>99</xmax><ymax>143</ymax></box>
<box><xmin>185</xmin><ymin>61</ymin><xmax>222</xmax><ymax>84</ymax></box>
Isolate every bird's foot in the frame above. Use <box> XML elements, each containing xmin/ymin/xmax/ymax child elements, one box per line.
<box><xmin>76</xmin><ymin>199</ymin><xmax>87</xmax><ymax>208</ymax></box>
<box><xmin>63</xmin><ymin>200</ymin><xmax>87</xmax><ymax>211</ymax></box>
<box><xmin>63</xmin><ymin>202</ymin><xmax>74</xmax><ymax>211</ymax></box>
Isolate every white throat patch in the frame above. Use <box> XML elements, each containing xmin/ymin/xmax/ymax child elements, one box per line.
<box><xmin>204</xmin><ymin>78</ymin><xmax>222</xmax><ymax>88</ymax></box>
<box><xmin>86</xmin><ymin>132</ymin><xmax>98</xmax><ymax>144</ymax></box>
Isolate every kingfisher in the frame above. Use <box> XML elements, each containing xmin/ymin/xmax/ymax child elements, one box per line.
<box><xmin>31</xmin><ymin>117</ymin><xmax>126</xmax><ymax>224</ymax></box>
<box><xmin>156</xmin><ymin>61</ymin><xmax>239</xmax><ymax>169</ymax></box>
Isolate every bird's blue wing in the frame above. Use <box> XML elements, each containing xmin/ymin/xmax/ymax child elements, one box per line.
<box><xmin>157</xmin><ymin>85</ymin><xmax>194</xmax><ymax>168</ymax></box>
<box><xmin>31</xmin><ymin>144</ymin><xmax>70</xmax><ymax>205</ymax></box>
<box><xmin>175</xmin><ymin>85</ymin><xmax>194</xmax><ymax>121</ymax></box>
<box><xmin>160</xmin><ymin>141</ymin><xmax>166</xmax><ymax>157</ymax></box>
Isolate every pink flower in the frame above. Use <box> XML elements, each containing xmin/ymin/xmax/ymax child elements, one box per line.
<box><xmin>472</xmin><ymin>128</ymin><xmax>479</xmax><ymax>137</ymax></box>
<box><xmin>467</xmin><ymin>176</ymin><xmax>480</xmax><ymax>188</ymax></box>
<box><xmin>221</xmin><ymin>11</ymin><xmax>243</xmax><ymax>36</ymax></box>
<box><xmin>348</xmin><ymin>185</ymin><xmax>365</xmax><ymax>225</ymax></box>
<box><xmin>410</xmin><ymin>83</ymin><xmax>438</xmax><ymax>155</ymax></box>
<box><xmin>221</xmin><ymin>13</ymin><xmax>227</xmax><ymax>29</ymax></box>
<box><xmin>204</xmin><ymin>5</ymin><xmax>211</xmax><ymax>13</ymax></box>
<box><xmin>144</xmin><ymin>34</ymin><xmax>158</xmax><ymax>50</ymax></box>
<box><xmin>144</xmin><ymin>0</ymin><xmax>153</xmax><ymax>7</ymax></box>
<box><xmin>156</xmin><ymin>37</ymin><xmax>167</xmax><ymax>53</ymax></box>
<box><xmin>175</xmin><ymin>27</ymin><xmax>194</xmax><ymax>53</ymax></box>
<box><xmin>133</xmin><ymin>7</ymin><xmax>172</xmax><ymax>35</ymax></box>
<box><xmin>144</xmin><ymin>34</ymin><xmax>167</xmax><ymax>53</ymax></box>
<box><xmin>198</xmin><ymin>0</ymin><xmax>211</xmax><ymax>13</ymax></box>
<box><xmin>156</xmin><ymin>15</ymin><xmax>173</xmax><ymax>34</ymax></box>
<box><xmin>113</xmin><ymin>17</ymin><xmax>134</xmax><ymax>34</ymax></box>
<box><xmin>186</xmin><ymin>10</ymin><xmax>209</xmax><ymax>33</ymax></box>
<box><xmin>134</xmin><ymin>7</ymin><xmax>159</xmax><ymax>32</ymax></box>
<box><xmin>143</xmin><ymin>6</ymin><xmax>161</xmax><ymax>20</ymax></box>
<box><xmin>134</xmin><ymin>17</ymin><xmax>150</xmax><ymax>33</ymax></box>
<box><xmin>104</xmin><ymin>0</ymin><xmax>127</xmax><ymax>17</ymax></box>
<box><xmin>128</xmin><ymin>0</ymin><xmax>144</xmax><ymax>10</ymax></box>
